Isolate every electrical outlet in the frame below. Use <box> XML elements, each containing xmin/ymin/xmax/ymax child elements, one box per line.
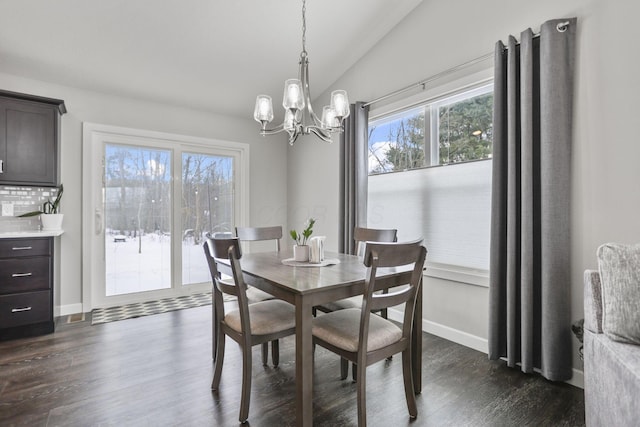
<box><xmin>2</xmin><ymin>203</ymin><xmax>14</xmax><ymax>217</ymax></box>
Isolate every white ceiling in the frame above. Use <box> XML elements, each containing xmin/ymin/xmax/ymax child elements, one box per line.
<box><xmin>0</xmin><ymin>0</ymin><xmax>423</xmax><ymax>120</ymax></box>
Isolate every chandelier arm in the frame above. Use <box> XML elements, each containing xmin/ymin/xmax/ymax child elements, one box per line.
<box><xmin>307</xmin><ymin>126</ymin><xmax>333</xmax><ymax>143</ymax></box>
<box><xmin>289</xmin><ymin>130</ymin><xmax>301</xmax><ymax>146</ymax></box>
<box><xmin>259</xmin><ymin>124</ymin><xmax>288</xmax><ymax>135</ymax></box>
<box><xmin>299</xmin><ymin>55</ymin><xmax>323</xmax><ymax>127</ymax></box>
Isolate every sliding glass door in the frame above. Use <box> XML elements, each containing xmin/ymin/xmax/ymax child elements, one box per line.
<box><xmin>104</xmin><ymin>144</ymin><xmax>173</xmax><ymax>296</ymax></box>
<box><xmin>181</xmin><ymin>152</ymin><xmax>235</xmax><ymax>286</ymax></box>
<box><xmin>82</xmin><ymin>123</ymin><xmax>248</xmax><ymax>310</ymax></box>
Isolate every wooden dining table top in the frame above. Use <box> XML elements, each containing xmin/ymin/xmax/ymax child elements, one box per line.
<box><xmin>230</xmin><ymin>250</ymin><xmax>414</xmax><ymax>303</ymax></box>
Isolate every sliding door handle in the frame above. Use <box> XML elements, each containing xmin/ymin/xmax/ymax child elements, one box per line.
<box><xmin>95</xmin><ymin>208</ymin><xmax>103</xmax><ymax>235</ymax></box>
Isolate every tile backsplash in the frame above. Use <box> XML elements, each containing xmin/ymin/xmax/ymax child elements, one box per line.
<box><xmin>0</xmin><ymin>186</ymin><xmax>60</xmax><ymax>232</ymax></box>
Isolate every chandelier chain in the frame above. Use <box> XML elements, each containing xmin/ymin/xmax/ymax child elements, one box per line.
<box><xmin>301</xmin><ymin>0</ymin><xmax>307</xmax><ymax>55</ymax></box>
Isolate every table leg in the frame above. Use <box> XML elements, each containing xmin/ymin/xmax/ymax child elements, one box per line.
<box><xmin>412</xmin><ymin>278</ymin><xmax>423</xmax><ymax>393</ymax></box>
<box><xmin>295</xmin><ymin>295</ymin><xmax>313</xmax><ymax>426</ymax></box>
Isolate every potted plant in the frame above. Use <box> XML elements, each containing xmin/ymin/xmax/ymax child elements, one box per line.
<box><xmin>290</xmin><ymin>218</ymin><xmax>316</xmax><ymax>262</ymax></box>
<box><xmin>19</xmin><ymin>184</ymin><xmax>64</xmax><ymax>231</ymax></box>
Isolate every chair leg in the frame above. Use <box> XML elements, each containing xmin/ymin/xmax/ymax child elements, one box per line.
<box><xmin>340</xmin><ymin>357</ymin><xmax>349</xmax><ymax>380</ymax></box>
<box><xmin>261</xmin><ymin>342</ymin><xmax>268</xmax><ymax>366</ymax></box>
<box><xmin>272</xmin><ymin>339</ymin><xmax>280</xmax><ymax>367</ymax></box>
<box><xmin>211</xmin><ymin>333</ymin><xmax>226</xmax><ymax>390</ymax></box>
<box><xmin>402</xmin><ymin>349</ymin><xmax>417</xmax><ymax>419</ymax></box>
<box><xmin>239</xmin><ymin>344</ymin><xmax>253</xmax><ymax>423</ymax></box>
<box><xmin>212</xmin><ymin>301</ymin><xmax>217</xmax><ymax>361</ymax></box>
<box><xmin>352</xmin><ymin>362</ymin><xmax>357</xmax><ymax>382</ymax></box>
<box><xmin>356</xmin><ymin>362</ymin><xmax>367</xmax><ymax>427</ymax></box>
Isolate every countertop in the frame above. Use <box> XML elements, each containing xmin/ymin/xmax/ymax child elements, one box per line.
<box><xmin>0</xmin><ymin>230</ymin><xmax>64</xmax><ymax>238</ymax></box>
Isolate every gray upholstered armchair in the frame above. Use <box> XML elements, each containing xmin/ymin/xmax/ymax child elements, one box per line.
<box><xmin>583</xmin><ymin>243</ymin><xmax>640</xmax><ymax>426</ymax></box>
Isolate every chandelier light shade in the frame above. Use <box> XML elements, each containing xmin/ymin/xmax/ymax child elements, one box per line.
<box><xmin>254</xmin><ymin>95</ymin><xmax>274</xmax><ymax>123</ymax></box>
<box><xmin>253</xmin><ymin>0</ymin><xmax>349</xmax><ymax>145</ymax></box>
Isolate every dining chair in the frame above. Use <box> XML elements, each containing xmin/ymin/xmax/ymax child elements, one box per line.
<box><xmin>236</xmin><ymin>225</ymin><xmax>282</xmax><ymax>251</ymax></box>
<box><xmin>312</xmin><ymin>239</ymin><xmax>427</xmax><ymax>427</ymax></box>
<box><xmin>313</xmin><ymin>226</ymin><xmax>398</xmax><ymax>379</ymax></box>
<box><xmin>236</xmin><ymin>225</ymin><xmax>283</xmax><ymax>365</ymax></box>
<box><xmin>314</xmin><ymin>227</ymin><xmax>398</xmax><ymax>315</ymax></box>
<box><xmin>207</xmin><ymin>237</ymin><xmax>296</xmax><ymax>424</ymax></box>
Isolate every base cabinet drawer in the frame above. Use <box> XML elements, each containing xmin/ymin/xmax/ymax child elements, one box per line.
<box><xmin>0</xmin><ymin>290</ymin><xmax>52</xmax><ymax>328</ymax></box>
<box><xmin>0</xmin><ymin>238</ymin><xmax>52</xmax><ymax>258</ymax></box>
<box><xmin>0</xmin><ymin>257</ymin><xmax>52</xmax><ymax>294</ymax></box>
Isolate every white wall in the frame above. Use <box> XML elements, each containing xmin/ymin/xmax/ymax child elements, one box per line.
<box><xmin>0</xmin><ymin>72</ymin><xmax>288</xmax><ymax>314</ymax></box>
<box><xmin>289</xmin><ymin>0</ymin><xmax>640</xmax><ymax>383</ymax></box>
<box><xmin>286</xmin><ymin>133</ymin><xmax>341</xmax><ymax>252</ymax></box>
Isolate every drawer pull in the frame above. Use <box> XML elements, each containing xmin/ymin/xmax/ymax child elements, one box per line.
<box><xmin>11</xmin><ymin>306</ymin><xmax>32</xmax><ymax>313</ymax></box>
<box><xmin>12</xmin><ymin>246</ymin><xmax>33</xmax><ymax>251</ymax></box>
<box><xmin>12</xmin><ymin>272</ymin><xmax>33</xmax><ymax>278</ymax></box>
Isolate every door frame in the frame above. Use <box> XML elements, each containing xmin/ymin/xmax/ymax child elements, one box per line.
<box><xmin>82</xmin><ymin>122</ymin><xmax>249</xmax><ymax>311</ymax></box>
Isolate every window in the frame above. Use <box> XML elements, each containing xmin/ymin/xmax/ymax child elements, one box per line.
<box><xmin>367</xmin><ymin>83</ymin><xmax>493</xmax><ymax>285</ymax></box>
<box><xmin>368</xmin><ymin>84</ymin><xmax>493</xmax><ymax>173</ymax></box>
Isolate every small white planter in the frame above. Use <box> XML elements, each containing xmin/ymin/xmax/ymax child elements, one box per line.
<box><xmin>41</xmin><ymin>213</ymin><xmax>64</xmax><ymax>231</ymax></box>
<box><xmin>293</xmin><ymin>245</ymin><xmax>310</xmax><ymax>262</ymax></box>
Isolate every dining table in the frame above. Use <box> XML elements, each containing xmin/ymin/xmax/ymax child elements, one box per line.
<box><xmin>216</xmin><ymin>250</ymin><xmax>423</xmax><ymax>427</ymax></box>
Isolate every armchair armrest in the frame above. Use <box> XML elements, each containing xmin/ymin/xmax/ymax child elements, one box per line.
<box><xmin>584</xmin><ymin>269</ymin><xmax>603</xmax><ymax>333</ymax></box>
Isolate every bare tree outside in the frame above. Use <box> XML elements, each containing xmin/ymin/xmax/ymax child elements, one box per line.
<box><xmin>368</xmin><ymin>91</ymin><xmax>493</xmax><ymax>174</ymax></box>
<box><xmin>182</xmin><ymin>152</ymin><xmax>234</xmax><ymax>246</ymax></box>
<box><xmin>105</xmin><ymin>145</ymin><xmax>171</xmax><ymax>246</ymax></box>
<box><xmin>104</xmin><ymin>144</ymin><xmax>236</xmax><ymax>295</ymax></box>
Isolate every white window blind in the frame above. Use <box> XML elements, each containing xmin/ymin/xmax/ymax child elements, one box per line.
<box><xmin>367</xmin><ymin>159</ymin><xmax>492</xmax><ymax>283</ymax></box>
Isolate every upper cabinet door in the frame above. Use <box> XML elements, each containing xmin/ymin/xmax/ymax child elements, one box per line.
<box><xmin>0</xmin><ymin>91</ymin><xmax>65</xmax><ymax>187</ymax></box>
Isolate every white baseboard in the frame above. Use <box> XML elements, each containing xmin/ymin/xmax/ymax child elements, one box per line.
<box><xmin>388</xmin><ymin>308</ymin><xmax>488</xmax><ymax>353</ymax></box>
<box><xmin>388</xmin><ymin>307</ymin><xmax>584</xmax><ymax>389</ymax></box>
<box><xmin>56</xmin><ymin>303</ymin><xmax>83</xmax><ymax>317</ymax></box>
<box><xmin>566</xmin><ymin>368</ymin><xmax>584</xmax><ymax>389</ymax></box>
<box><xmin>423</xmin><ymin>319</ymin><xmax>489</xmax><ymax>354</ymax></box>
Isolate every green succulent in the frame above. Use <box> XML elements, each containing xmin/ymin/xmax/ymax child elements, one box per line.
<box><xmin>290</xmin><ymin>218</ymin><xmax>316</xmax><ymax>246</ymax></box>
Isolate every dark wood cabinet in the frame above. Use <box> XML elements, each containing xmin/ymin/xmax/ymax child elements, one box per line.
<box><xmin>0</xmin><ymin>237</ymin><xmax>54</xmax><ymax>340</ymax></box>
<box><xmin>0</xmin><ymin>90</ymin><xmax>66</xmax><ymax>187</ymax></box>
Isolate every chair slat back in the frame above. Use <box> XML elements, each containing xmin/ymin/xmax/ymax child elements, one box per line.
<box><xmin>363</xmin><ymin>239</ymin><xmax>421</xmax><ymax>268</ymax></box>
<box><xmin>236</xmin><ymin>226</ymin><xmax>283</xmax><ymax>251</ymax></box>
<box><xmin>206</xmin><ymin>237</ymin><xmax>246</xmax><ymax>297</ymax></box>
<box><xmin>360</xmin><ymin>240</ymin><xmax>427</xmax><ymax>336</ymax></box>
<box><xmin>354</xmin><ymin>227</ymin><xmax>398</xmax><ymax>257</ymax></box>
<box><xmin>368</xmin><ymin>286</ymin><xmax>414</xmax><ymax>312</ymax></box>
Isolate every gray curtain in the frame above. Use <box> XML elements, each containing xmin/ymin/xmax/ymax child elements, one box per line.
<box><xmin>339</xmin><ymin>102</ymin><xmax>369</xmax><ymax>255</ymax></box>
<box><xmin>488</xmin><ymin>18</ymin><xmax>576</xmax><ymax>381</ymax></box>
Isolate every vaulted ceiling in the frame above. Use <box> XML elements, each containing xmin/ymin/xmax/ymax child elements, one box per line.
<box><xmin>0</xmin><ymin>0</ymin><xmax>423</xmax><ymax>120</ymax></box>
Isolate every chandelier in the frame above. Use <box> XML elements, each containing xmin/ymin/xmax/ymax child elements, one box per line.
<box><xmin>253</xmin><ymin>0</ymin><xmax>350</xmax><ymax>146</ymax></box>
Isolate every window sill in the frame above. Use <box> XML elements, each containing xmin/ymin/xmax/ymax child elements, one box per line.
<box><xmin>424</xmin><ymin>262</ymin><xmax>489</xmax><ymax>287</ymax></box>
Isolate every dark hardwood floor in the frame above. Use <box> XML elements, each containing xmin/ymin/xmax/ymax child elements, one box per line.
<box><xmin>0</xmin><ymin>305</ymin><xmax>584</xmax><ymax>426</ymax></box>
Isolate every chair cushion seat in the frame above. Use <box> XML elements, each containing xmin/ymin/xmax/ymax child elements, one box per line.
<box><xmin>218</xmin><ymin>277</ymin><xmax>274</xmax><ymax>303</ymax></box>
<box><xmin>312</xmin><ymin>308</ymin><xmax>402</xmax><ymax>352</ymax></box>
<box><xmin>318</xmin><ymin>296</ymin><xmax>361</xmax><ymax>312</ymax></box>
<box><xmin>246</xmin><ymin>286</ymin><xmax>275</xmax><ymax>303</ymax></box>
<box><xmin>225</xmin><ymin>299</ymin><xmax>295</xmax><ymax>335</ymax></box>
